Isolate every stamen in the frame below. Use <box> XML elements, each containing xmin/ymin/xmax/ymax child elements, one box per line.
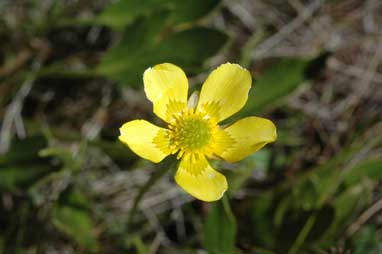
<box><xmin>168</xmin><ymin>109</ymin><xmax>218</xmax><ymax>156</ymax></box>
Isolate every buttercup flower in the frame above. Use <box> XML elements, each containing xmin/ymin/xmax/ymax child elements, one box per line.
<box><xmin>119</xmin><ymin>63</ymin><xmax>276</xmax><ymax>201</ymax></box>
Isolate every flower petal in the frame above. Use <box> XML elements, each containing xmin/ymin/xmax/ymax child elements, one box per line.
<box><xmin>175</xmin><ymin>154</ymin><xmax>227</xmax><ymax>202</ymax></box>
<box><xmin>197</xmin><ymin>63</ymin><xmax>252</xmax><ymax>122</ymax></box>
<box><xmin>119</xmin><ymin>120</ymin><xmax>172</xmax><ymax>163</ymax></box>
<box><xmin>143</xmin><ymin>63</ymin><xmax>188</xmax><ymax>122</ymax></box>
<box><xmin>216</xmin><ymin>116</ymin><xmax>277</xmax><ymax>163</ymax></box>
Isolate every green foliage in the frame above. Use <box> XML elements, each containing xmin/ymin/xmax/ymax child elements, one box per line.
<box><xmin>353</xmin><ymin>225</ymin><xmax>382</xmax><ymax>254</ymax></box>
<box><xmin>243</xmin><ymin>128</ymin><xmax>382</xmax><ymax>253</ymax></box>
<box><xmin>52</xmin><ymin>205</ymin><xmax>98</xmax><ymax>251</ymax></box>
<box><xmin>332</xmin><ymin>184</ymin><xmax>366</xmax><ymax>229</ymax></box>
<box><xmin>250</xmin><ymin>193</ymin><xmax>275</xmax><ymax>246</ymax></box>
<box><xmin>39</xmin><ymin>142</ymin><xmax>87</xmax><ymax>172</ymax></box>
<box><xmin>98</xmin><ymin>0</ymin><xmax>221</xmax><ymax>28</ymax></box>
<box><xmin>0</xmin><ymin>165</ymin><xmax>50</xmax><ymax>191</ymax></box>
<box><xmin>95</xmin><ymin>0</ymin><xmax>226</xmax><ymax>87</ymax></box>
<box><xmin>234</xmin><ymin>58</ymin><xmax>309</xmax><ymax>120</ymax></box>
<box><xmin>344</xmin><ymin>159</ymin><xmax>382</xmax><ymax>185</ymax></box>
<box><xmin>0</xmin><ymin>1</ymin><xmax>381</xmax><ymax>253</ymax></box>
<box><xmin>204</xmin><ymin>196</ymin><xmax>237</xmax><ymax>254</ymax></box>
<box><xmin>0</xmin><ymin>136</ymin><xmax>50</xmax><ymax>191</ymax></box>
<box><xmin>226</xmin><ymin>150</ymin><xmax>271</xmax><ymax>194</ymax></box>
<box><xmin>98</xmin><ymin>0</ymin><xmax>171</xmax><ymax>29</ymax></box>
<box><xmin>0</xmin><ymin>135</ymin><xmax>47</xmax><ymax>165</ymax></box>
<box><xmin>97</xmin><ymin>14</ymin><xmax>228</xmax><ymax>86</ymax></box>
<box><xmin>167</xmin><ymin>0</ymin><xmax>221</xmax><ymax>25</ymax></box>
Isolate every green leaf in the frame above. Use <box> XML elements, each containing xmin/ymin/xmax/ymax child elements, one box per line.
<box><xmin>251</xmin><ymin>192</ymin><xmax>275</xmax><ymax>246</ymax></box>
<box><xmin>234</xmin><ymin>58</ymin><xmax>309</xmax><ymax>119</ymax></box>
<box><xmin>39</xmin><ymin>146</ymin><xmax>84</xmax><ymax>172</ymax></box>
<box><xmin>276</xmin><ymin>206</ymin><xmax>335</xmax><ymax>253</ymax></box>
<box><xmin>282</xmin><ymin>143</ymin><xmax>361</xmax><ymax>210</ymax></box>
<box><xmin>344</xmin><ymin>159</ymin><xmax>382</xmax><ymax>185</ymax></box>
<box><xmin>63</xmin><ymin>188</ymin><xmax>91</xmax><ymax>210</ymax></box>
<box><xmin>52</xmin><ymin>206</ymin><xmax>98</xmax><ymax>251</ymax></box>
<box><xmin>97</xmin><ymin>0</ymin><xmax>222</xmax><ymax>29</ymax></box>
<box><xmin>331</xmin><ymin>183</ymin><xmax>369</xmax><ymax>232</ymax></box>
<box><xmin>316</xmin><ymin>183</ymin><xmax>371</xmax><ymax>246</ymax></box>
<box><xmin>97</xmin><ymin>0</ymin><xmax>171</xmax><ymax>29</ymax></box>
<box><xmin>28</xmin><ymin>170</ymin><xmax>71</xmax><ymax>206</ymax></box>
<box><xmin>154</xmin><ymin>27</ymin><xmax>228</xmax><ymax>70</ymax></box>
<box><xmin>227</xmin><ymin>150</ymin><xmax>271</xmax><ymax>194</ymax></box>
<box><xmin>0</xmin><ymin>165</ymin><xmax>50</xmax><ymax>191</ymax></box>
<box><xmin>204</xmin><ymin>196</ymin><xmax>237</xmax><ymax>254</ymax></box>
<box><xmin>0</xmin><ymin>135</ymin><xmax>47</xmax><ymax>166</ymax></box>
<box><xmin>353</xmin><ymin>225</ymin><xmax>382</xmax><ymax>254</ymax></box>
<box><xmin>92</xmin><ymin>140</ymin><xmax>136</xmax><ymax>165</ymax></box>
<box><xmin>39</xmin><ymin>139</ymin><xmax>87</xmax><ymax>172</ymax></box>
<box><xmin>98</xmin><ymin>16</ymin><xmax>228</xmax><ymax>87</ymax></box>
<box><xmin>168</xmin><ymin>0</ymin><xmax>221</xmax><ymax>25</ymax></box>
<box><xmin>125</xmin><ymin>235</ymin><xmax>149</xmax><ymax>254</ymax></box>
<box><xmin>97</xmin><ymin>12</ymin><xmax>171</xmax><ymax>86</ymax></box>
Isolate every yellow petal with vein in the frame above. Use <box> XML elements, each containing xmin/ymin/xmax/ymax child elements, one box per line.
<box><xmin>197</xmin><ymin>63</ymin><xmax>251</xmax><ymax>122</ymax></box>
<box><xmin>119</xmin><ymin>120</ymin><xmax>171</xmax><ymax>163</ymax></box>
<box><xmin>143</xmin><ymin>63</ymin><xmax>188</xmax><ymax>122</ymax></box>
<box><xmin>216</xmin><ymin>116</ymin><xmax>276</xmax><ymax>162</ymax></box>
<box><xmin>175</xmin><ymin>154</ymin><xmax>227</xmax><ymax>202</ymax></box>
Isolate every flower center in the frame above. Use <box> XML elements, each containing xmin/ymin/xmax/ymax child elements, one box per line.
<box><xmin>168</xmin><ymin>110</ymin><xmax>217</xmax><ymax>156</ymax></box>
<box><xmin>177</xmin><ymin>117</ymin><xmax>211</xmax><ymax>150</ymax></box>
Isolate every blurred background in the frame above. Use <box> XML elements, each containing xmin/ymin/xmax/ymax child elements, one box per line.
<box><xmin>0</xmin><ymin>0</ymin><xmax>381</xmax><ymax>253</ymax></box>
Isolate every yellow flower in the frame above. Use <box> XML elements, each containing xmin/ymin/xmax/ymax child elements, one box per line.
<box><xmin>119</xmin><ymin>63</ymin><xmax>276</xmax><ymax>202</ymax></box>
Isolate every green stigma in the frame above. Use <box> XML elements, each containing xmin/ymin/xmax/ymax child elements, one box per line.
<box><xmin>173</xmin><ymin>117</ymin><xmax>211</xmax><ymax>151</ymax></box>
